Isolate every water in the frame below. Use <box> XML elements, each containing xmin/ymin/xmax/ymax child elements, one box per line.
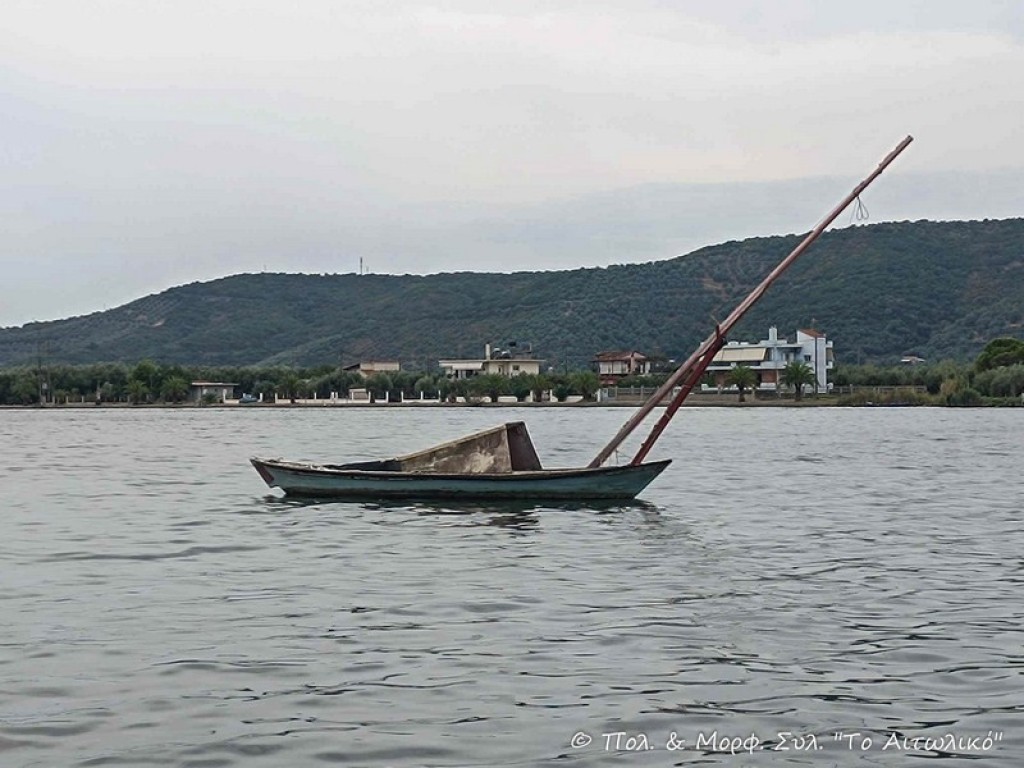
<box><xmin>1</xmin><ymin>406</ymin><xmax>1022</xmax><ymax>767</ymax></box>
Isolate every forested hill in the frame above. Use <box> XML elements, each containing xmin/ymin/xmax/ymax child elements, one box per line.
<box><xmin>2</xmin><ymin>218</ymin><xmax>1022</xmax><ymax>368</ymax></box>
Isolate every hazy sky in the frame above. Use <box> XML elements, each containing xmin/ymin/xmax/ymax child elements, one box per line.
<box><xmin>2</xmin><ymin>0</ymin><xmax>1022</xmax><ymax>327</ymax></box>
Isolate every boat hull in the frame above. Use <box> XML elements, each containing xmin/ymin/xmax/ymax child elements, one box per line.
<box><xmin>251</xmin><ymin>457</ymin><xmax>670</xmax><ymax>501</ymax></box>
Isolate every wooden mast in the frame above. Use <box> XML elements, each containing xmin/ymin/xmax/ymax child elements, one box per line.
<box><xmin>588</xmin><ymin>135</ymin><xmax>914</xmax><ymax>469</ymax></box>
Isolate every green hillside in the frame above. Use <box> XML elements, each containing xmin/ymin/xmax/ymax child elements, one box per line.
<box><xmin>3</xmin><ymin>219</ymin><xmax>1022</xmax><ymax>368</ymax></box>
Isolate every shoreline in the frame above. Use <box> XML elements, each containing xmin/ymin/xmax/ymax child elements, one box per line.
<box><xmin>4</xmin><ymin>397</ymin><xmax>1014</xmax><ymax>410</ymax></box>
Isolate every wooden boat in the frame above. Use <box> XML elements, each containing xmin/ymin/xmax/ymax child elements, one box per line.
<box><xmin>252</xmin><ymin>137</ymin><xmax>913</xmax><ymax>501</ymax></box>
<box><xmin>250</xmin><ymin>460</ymin><xmax>671</xmax><ymax>501</ymax></box>
<box><xmin>252</xmin><ymin>422</ymin><xmax>670</xmax><ymax>500</ymax></box>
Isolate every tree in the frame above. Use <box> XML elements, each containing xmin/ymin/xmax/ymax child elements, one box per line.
<box><xmin>940</xmin><ymin>376</ymin><xmax>982</xmax><ymax>406</ymax></box>
<box><xmin>126</xmin><ymin>378</ymin><xmax>149</xmax><ymax>404</ymax></box>
<box><xmin>725</xmin><ymin>365</ymin><xmax>757</xmax><ymax>402</ymax></box>
<box><xmin>974</xmin><ymin>364</ymin><xmax>1024</xmax><ymax>398</ymax></box>
<box><xmin>364</xmin><ymin>373</ymin><xmax>393</xmax><ymax>402</ymax></box>
<box><xmin>11</xmin><ymin>373</ymin><xmax>38</xmax><ymax>405</ymax></box>
<box><xmin>98</xmin><ymin>381</ymin><xmax>118</xmax><ymax>403</ymax></box>
<box><xmin>97</xmin><ymin>364</ymin><xmax>129</xmax><ymax>398</ymax></box>
<box><xmin>468</xmin><ymin>374</ymin><xmax>507</xmax><ymax>402</ymax></box>
<box><xmin>529</xmin><ymin>373</ymin><xmax>551</xmax><ymax>403</ymax></box>
<box><xmin>551</xmin><ymin>375</ymin><xmax>573</xmax><ymax>402</ymax></box>
<box><xmin>570</xmin><ymin>371</ymin><xmax>600</xmax><ymax>401</ymax></box>
<box><xmin>132</xmin><ymin>359</ymin><xmax>161</xmax><ymax>392</ymax></box>
<box><xmin>279</xmin><ymin>372</ymin><xmax>300</xmax><ymax>402</ymax></box>
<box><xmin>446</xmin><ymin>378</ymin><xmax>468</xmax><ymax>403</ymax></box>
<box><xmin>160</xmin><ymin>376</ymin><xmax>189</xmax><ymax>403</ymax></box>
<box><xmin>391</xmin><ymin>371</ymin><xmax>417</xmax><ymax>398</ymax></box>
<box><xmin>975</xmin><ymin>337</ymin><xmax>1024</xmax><ymax>372</ymax></box>
<box><xmin>508</xmin><ymin>376</ymin><xmax>533</xmax><ymax>402</ymax></box>
<box><xmin>413</xmin><ymin>375</ymin><xmax>436</xmax><ymax>398</ymax></box>
<box><xmin>253</xmin><ymin>379</ymin><xmax>276</xmax><ymax>402</ymax></box>
<box><xmin>780</xmin><ymin>361</ymin><xmax>815</xmax><ymax>401</ymax></box>
<box><xmin>437</xmin><ymin>377</ymin><xmax>455</xmax><ymax>402</ymax></box>
<box><xmin>918</xmin><ymin>360</ymin><xmax>966</xmax><ymax>394</ymax></box>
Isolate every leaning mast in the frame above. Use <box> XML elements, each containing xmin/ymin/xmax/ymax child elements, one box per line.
<box><xmin>589</xmin><ymin>135</ymin><xmax>914</xmax><ymax>468</ymax></box>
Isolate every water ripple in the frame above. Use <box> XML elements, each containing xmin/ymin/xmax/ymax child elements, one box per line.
<box><xmin>1</xmin><ymin>407</ymin><xmax>1021</xmax><ymax>767</ymax></box>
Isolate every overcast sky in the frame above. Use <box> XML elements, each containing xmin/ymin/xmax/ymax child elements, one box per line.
<box><xmin>2</xmin><ymin>0</ymin><xmax>1022</xmax><ymax>327</ymax></box>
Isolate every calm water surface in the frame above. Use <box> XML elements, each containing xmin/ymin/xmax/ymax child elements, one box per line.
<box><xmin>1</xmin><ymin>406</ymin><xmax>1022</xmax><ymax>767</ymax></box>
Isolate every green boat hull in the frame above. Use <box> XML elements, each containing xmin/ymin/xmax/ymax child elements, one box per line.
<box><xmin>251</xmin><ymin>457</ymin><xmax>670</xmax><ymax>501</ymax></box>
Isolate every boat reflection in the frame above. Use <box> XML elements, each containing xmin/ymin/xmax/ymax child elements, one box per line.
<box><xmin>260</xmin><ymin>493</ymin><xmax>660</xmax><ymax>528</ymax></box>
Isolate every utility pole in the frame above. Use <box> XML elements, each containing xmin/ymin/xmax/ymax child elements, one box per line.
<box><xmin>811</xmin><ymin>318</ymin><xmax>819</xmax><ymax>397</ymax></box>
<box><xmin>36</xmin><ymin>342</ymin><xmax>50</xmax><ymax>406</ymax></box>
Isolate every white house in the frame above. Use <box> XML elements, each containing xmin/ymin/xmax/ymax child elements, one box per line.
<box><xmin>342</xmin><ymin>361</ymin><xmax>401</xmax><ymax>376</ymax></box>
<box><xmin>189</xmin><ymin>381</ymin><xmax>238</xmax><ymax>403</ymax></box>
<box><xmin>592</xmin><ymin>350</ymin><xmax>651</xmax><ymax>385</ymax></box>
<box><xmin>705</xmin><ymin>327</ymin><xmax>834</xmax><ymax>394</ymax></box>
<box><xmin>439</xmin><ymin>344</ymin><xmax>543</xmax><ymax>379</ymax></box>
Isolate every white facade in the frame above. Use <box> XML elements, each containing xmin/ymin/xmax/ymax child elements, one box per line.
<box><xmin>189</xmin><ymin>381</ymin><xmax>238</xmax><ymax>403</ymax></box>
<box><xmin>439</xmin><ymin>344</ymin><xmax>543</xmax><ymax>379</ymax></box>
<box><xmin>706</xmin><ymin>327</ymin><xmax>834</xmax><ymax>393</ymax></box>
<box><xmin>592</xmin><ymin>351</ymin><xmax>650</xmax><ymax>384</ymax></box>
<box><xmin>342</xmin><ymin>361</ymin><xmax>401</xmax><ymax>375</ymax></box>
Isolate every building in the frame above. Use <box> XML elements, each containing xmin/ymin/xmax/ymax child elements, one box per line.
<box><xmin>342</xmin><ymin>361</ymin><xmax>401</xmax><ymax>376</ymax></box>
<box><xmin>592</xmin><ymin>350</ymin><xmax>651</xmax><ymax>385</ymax></box>
<box><xmin>190</xmin><ymin>381</ymin><xmax>238</xmax><ymax>403</ymax></box>
<box><xmin>439</xmin><ymin>343</ymin><xmax>543</xmax><ymax>379</ymax></box>
<box><xmin>705</xmin><ymin>327</ymin><xmax>833</xmax><ymax>394</ymax></box>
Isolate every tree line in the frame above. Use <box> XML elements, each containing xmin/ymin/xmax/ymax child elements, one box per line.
<box><xmin>829</xmin><ymin>337</ymin><xmax>1024</xmax><ymax>405</ymax></box>
<box><xmin>2</xmin><ymin>338</ymin><xmax>1022</xmax><ymax>407</ymax></box>
<box><xmin>0</xmin><ymin>360</ymin><xmax>602</xmax><ymax>406</ymax></box>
